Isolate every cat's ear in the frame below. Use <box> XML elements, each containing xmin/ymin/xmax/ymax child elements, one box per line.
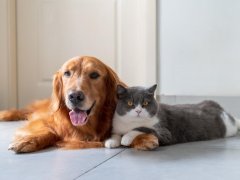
<box><xmin>117</xmin><ymin>84</ymin><xmax>127</xmax><ymax>99</ymax></box>
<box><xmin>147</xmin><ymin>84</ymin><xmax>157</xmax><ymax>94</ymax></box>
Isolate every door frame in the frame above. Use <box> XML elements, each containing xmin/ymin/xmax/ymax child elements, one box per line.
<box><xmin>0</xmin><ymin>0</ymin><xmax>17</xmax><ymax>109</ymax></box>
<box><xmin>116</xmin><ymin>0</ymin><xmax>157</xmax><ymax>86</ymax></box>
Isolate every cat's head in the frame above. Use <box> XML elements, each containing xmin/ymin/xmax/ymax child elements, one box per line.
<box><xmin>115</xmin><ymin>84</ymin><xmax>158</xmax><ymax>119</ymax></box>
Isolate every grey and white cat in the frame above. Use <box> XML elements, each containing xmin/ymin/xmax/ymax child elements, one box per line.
<box><xmin>105</xmin><ymin>84</ymin><xmax>240</xmax><ymax>148</ymax></box>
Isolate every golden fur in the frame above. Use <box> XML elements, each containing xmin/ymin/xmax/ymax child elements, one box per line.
<box><xmin>131</xmin><ymin>134</ymin><xmax>159</xmax><ymax>150</ymax></box>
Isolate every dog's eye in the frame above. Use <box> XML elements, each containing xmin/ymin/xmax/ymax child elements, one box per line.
<box><xmin>64</xmin><ymin>71</ymin><xmax>71</xmax><ymax>77</ymax></box>
<box><xmin>89</xmin><ymin>72</ymin><xmax>100</xmax><ymax>79</ymax></box>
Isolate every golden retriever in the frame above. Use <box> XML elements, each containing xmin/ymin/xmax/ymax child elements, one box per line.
<box><xmin>0</xmin><ymin>56</ymin><xmax>157</xmax><ymax>153</ymax></box>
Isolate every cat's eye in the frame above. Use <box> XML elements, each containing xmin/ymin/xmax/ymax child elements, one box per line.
<box><xmin>127</xmin><ymin>101</ymin><xmax>133</xmax><ymax>107</ymax></box>
<box><xmin>142</xmin><ymin>101</ymin><xmax>148</xmax><ymax>106</ymax></box>
<box><xmin>64</xmin><ymin>71</ymin><xmax>71</xmax><ymax>77</ymax></box>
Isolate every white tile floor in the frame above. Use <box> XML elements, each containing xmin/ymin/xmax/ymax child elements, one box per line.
<box><xmin>1</xmin><ymin>121</ymin><xmax>240</xmax><ymax>180</ymax></box>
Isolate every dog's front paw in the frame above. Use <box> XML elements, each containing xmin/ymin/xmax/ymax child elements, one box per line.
<box><xmin>8</xmin><ymin>138</ymin><xmax>38</xmax><ymax>153</ymax></box>
<box><xmin>105</xmin><ymin>138</ymin><xmax>120</xmax><ymax>148</ymax></box>
<box><xmin>131</xmin><ymin>134</ymin><xmax>159</xmax><ymax>151</ymax></box>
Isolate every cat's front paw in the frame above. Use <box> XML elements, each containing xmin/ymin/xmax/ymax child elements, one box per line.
<box><xmin>121</xmin><ymin>135</ymin><xmax>133</xmax><ymax>146</ymax></box>
<box><xmin>105</xmin><ymin>138</ymin><xmax>120</xmax><ymax>148</ymax></box>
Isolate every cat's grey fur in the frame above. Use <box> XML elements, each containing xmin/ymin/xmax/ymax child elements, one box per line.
<box><xmin>139</xmin><ymin>101</ymin><xmax>226</xmax><ymax>145</ymax></box>
<box><xmin>105</xmin><ymin>85</ymin><xmax>240</xmax><ymax>148</ymax></box>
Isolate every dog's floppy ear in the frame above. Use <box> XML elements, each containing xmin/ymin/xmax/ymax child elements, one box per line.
<box><xmin>105</xmin><ymin>66</ymin><xmax>119</xmax><ymax>96</ymax></box>
<box><xmin>99</xmin><ymin>65</ymin><xmax>127</xmax><ymax>139</ymax></box>
<box><xmin>51</xmin><ymin>72</ymin><xmax>63</xmax><ymax>112</ymax></box>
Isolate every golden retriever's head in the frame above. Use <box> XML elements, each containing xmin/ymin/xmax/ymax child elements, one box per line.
<box><xmin>51</xmin><ymin>56</ymin><xmax>120</xmax><ymax>126</ymax></box>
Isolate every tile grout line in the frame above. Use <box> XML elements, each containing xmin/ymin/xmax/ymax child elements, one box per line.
<box><xmin>72</xmin><ymin>149</ymin><xmax>126</xmax><ymax>180</ymax></box>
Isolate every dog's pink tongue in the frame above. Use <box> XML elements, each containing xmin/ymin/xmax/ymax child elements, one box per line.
<box><xmin>69</xmin><ymin>110</ymin><xmax>88</xmax><ymax>126</ymax></box>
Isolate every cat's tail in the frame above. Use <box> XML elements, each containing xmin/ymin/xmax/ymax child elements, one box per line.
<box><xmin>235</xmin><ymin>117</ymin><xmax>240</xmax><ymax>130</ymax></box>
<box><xmin>221</xmin><ymin>112</ymin><xmax>240</xmax><ymax>137</ymax></box>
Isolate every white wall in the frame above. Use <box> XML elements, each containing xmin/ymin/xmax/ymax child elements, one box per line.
<box><xmin>158</xmin><ymin>0</ymin><xmax>240</xmax><ymax>96</ymax></box>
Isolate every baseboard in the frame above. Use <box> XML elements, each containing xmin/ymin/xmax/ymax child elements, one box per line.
<box><xmin>157</xmin><ymin>95</ymin><xmax>240</xmax><ymax>118</ymax></box>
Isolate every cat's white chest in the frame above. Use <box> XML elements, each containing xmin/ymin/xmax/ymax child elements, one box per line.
<box><xmin>112</xmin><ymin>113</ymin><xmax>159</xmax><ymax>135</ymax></box>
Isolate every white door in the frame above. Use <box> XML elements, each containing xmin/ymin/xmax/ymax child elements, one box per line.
<box><xmin>16</xmin><ymin>0</ymin><xmax>156</xmax><ymax>107</ymax></box>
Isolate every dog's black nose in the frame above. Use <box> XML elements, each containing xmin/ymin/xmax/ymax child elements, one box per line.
<box><xmin>68</xmin><ymin>91</ymin><xmax>85</xmax><ymax>105</ymax></box>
